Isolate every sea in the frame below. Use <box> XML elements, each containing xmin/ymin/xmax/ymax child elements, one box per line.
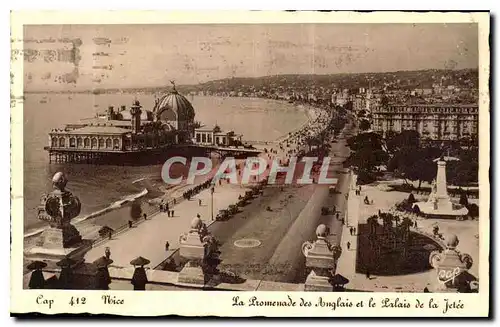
<box><xmin>22</xmin><ymin>93</ymin><xmax>309</xmax><ymax>235</ymax></box>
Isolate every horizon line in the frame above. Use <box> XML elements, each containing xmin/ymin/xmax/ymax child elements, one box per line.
<box><xmin>23</xmin><ymin>67</ymin><xmax>479</xmax><ymax>93</ymax></box>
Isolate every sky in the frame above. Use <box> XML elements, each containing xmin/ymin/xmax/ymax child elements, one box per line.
<box><xmin>22</xmin><ymin>23</ymin><xmax>478</xmax><ymax>91</ymax></box>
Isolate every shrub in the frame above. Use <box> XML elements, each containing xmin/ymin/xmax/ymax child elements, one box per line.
<box><xmin>357</xmin><ymin>170</ymin><xmax>377</xmax><ymax>185</ymax></box>
<box><xmin>396</xmin><ymin>199</ymin><xmax>413</xmax><ymax>212</ymax></box>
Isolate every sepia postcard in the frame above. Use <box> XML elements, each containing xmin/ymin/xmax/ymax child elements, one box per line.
<box><xmin>10</xmin><ymin>11</ymin><xmax>490</xmax><ymax>317</ymax></box>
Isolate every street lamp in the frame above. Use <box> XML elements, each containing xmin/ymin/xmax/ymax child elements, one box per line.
<box><xmin>210</xmin><ymin>186</ymin><xmax>215</xmax><ymax>221</ymax></box>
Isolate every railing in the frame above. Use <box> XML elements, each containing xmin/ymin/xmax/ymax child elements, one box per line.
<box><xmin>91</xmin><ymin>180</ymin><xmax>214</xmax><ymax>248</ymax></box>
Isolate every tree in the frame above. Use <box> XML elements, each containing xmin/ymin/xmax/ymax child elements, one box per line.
<box><xmin>388</xmin><ymin>146</ymin><xmax>437</xmax><ymax>188</ymax></box>
<box><xmin>130</xmin><ymin>200</ymin><xmax>142</xmax><ymax>221</ymax></box>
<box><xmin>447</xmin><ymin>159</ymin><xmax>478</xmax><ymax>186</ymax></box>
<box><xmin>346</xmin><ymin>147</ymin><xmax>388</xmax><ymax>172</ymax></box>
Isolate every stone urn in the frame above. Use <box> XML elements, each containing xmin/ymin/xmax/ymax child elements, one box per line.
<box><xmin>428</xmin><ymin>234</ymin><xmax>475</xmax><ymax>292</ymax></box>
<box><xmin>302</xmin><ymin>224</ymin><xmax>342</xmax><ymax>291</ymax></box>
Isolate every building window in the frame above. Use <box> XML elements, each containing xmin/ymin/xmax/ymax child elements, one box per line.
<box><xmin>196</xmin><ymin>133</ymin><xmax>201</xmax><ymax>143</ymax></box>
<box><xmin>69</xmin><ymin>137</ymin><xmax>76</xmax><ymax>148</ymax></box>
<box><xmin>207</xmin><ymin>134</ymin><xmax>212</xmax><ymax>143</ymax></box>
<box><xmin>98</xmin><ymin>138</ymin><xmax>104</xmax><ymax>148</ymax></box>
<box><xmin>91</xmin><ymin>138</ymin><xmax>98</xmax><ymax>148</ymax></box>
<box><xmin>77</xmin><ymin>137</ymin><xmax>83</xmax><ymax>148</ymax></box>
<box><xmin>202</xmin><ymin>134</ymin><xmax>206</xmax><ymax>143</ymax></box>
<box><xmin>105</xmin><ymin>138</ymin><xmax>112</xmax><ymax>148</ymax></box>
<box><xmin>113</xmin><ymin>138</ymin><xmax>120</xmax><ymax>149</ymax></box>
<box><xmin>59</xmin><ymin>137</ymin><xmax>65</xmax><ymax>148</ymax></box>
<box><xmin>51</xmin><ymin>137</ymin><xmax>57</xmax><ymax>147</ymax></box>
<box><xmin>84</xmin><ymin>138</ymin><xmax>90</xmax><ymax>148</ymax></box>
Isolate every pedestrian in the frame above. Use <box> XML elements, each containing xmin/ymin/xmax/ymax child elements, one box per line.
<box><xmin>171</xmin><ymin>210</ymin><xmax>174</xmax><ymax>217</ymax></box>
<box><xmin>167</xmin><ymin>210</ymin><xmax>170</xmax><ymax>217</ymax></box>
<box><xmin>366</xmin><ymin>269</ymin><xmax>370</xmax><ymax>279</ymax></box>
<box><xmin>128</xmin><ymin>220</ymin><xmax>133</xmax><ymax>228</ymax></box>
<box><xmin>349</xmin><ymin>227</ymin><xmax>353</xmax><ymax>235</ymax></box>
<box><xmin>414</xmin><ymin>221</ymin><xmax>418</xmax><ymax>229</ymax></box>
<box><xmin>143</xmin><ymin>213</ymin><xmax>147</xmax><ymax>220</ymax></box>
<box><xmin>173</xmin><ymin>198</ymin><xmax>176</xmax><ymax>205</ymax></box>
<box><xmin>199</xmin><ymin>199</ymin><xmax>202</xmax><ymax>206</ymax></box>
<box><xmin>341</xmin><ymin>217</ymin><xmax>345</xmax><ymax>225</ymax></box>
<box><xmin>165</xmin><ymin>241</ymin><xmax>170</xmax><ymax>252</ymax></box>
<box><xmin>165</xmin><ymin>203</ymin><xmax>169</xmax><ymax>212</ymax></box>
<box><xmin>159</xmin><ymin>203</ymin><xmax>164</xmax><ymax>212</ymax></box>
<box><xmin>347</xmin><ymin>241</ymin><xmax>351</xmax><ymax>250</ymax></box>
<box><xmin>353</xmin><ymin>227</ymin><xmax>356</xmax><ymax>235</ymax></box>
<box><xmin>336</xmin><ymin>212</ymin><xmax>340</xmax><ymax>220</ymax></box>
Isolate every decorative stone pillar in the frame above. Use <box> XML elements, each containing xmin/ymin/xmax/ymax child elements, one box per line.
<box><xmin>25</xmin><ymin>172</ymin><xmax>91</xmax><ymax>263</ymax></box>
<box><xmin>93</xmin><ymin>255</ymin><xmax>113</xmax><ymax>290</ymax></box>
<box><xmin>302</xmin><ymin>224</ymin><xmax>342</xmax><ymax>291</ymax></box>
<box><xmin>56</xmin><ymin>257</ymin><xmax>76</xmax><ymax>289</ymax></box>
<box><xmin>27</xmin><ymin>261</ymin><xmax>47</xmax><ymax>289</ymax></box>
<box><xmin>428</xmin><ymin>234</ymin><xmax>474</xmax><ymax>293</ymax></box>
<box><xmin>177</xmin><ymin>217</ymin><xmax>218</xmax><ymax>285</ymax></box>
<box><xmin>130</xmin><ymin>256</ymin><xmax>150</xmax><ymax>291</ymax></box>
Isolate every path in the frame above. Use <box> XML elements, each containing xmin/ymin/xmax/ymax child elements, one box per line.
<box><xmin>85</xmin><ymin>182</ymin><xmax>248</xmax><ymax>268</ymax></box>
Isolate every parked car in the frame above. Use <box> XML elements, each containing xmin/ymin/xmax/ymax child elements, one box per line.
<box><xmin>216</xmin><ymin>209</ymin><xmax>230</xmax><ymax>221</ymax></box>
<box><xmin>228</xmin><ymin>205</ymin><xmax>239</xmax><ymax>215</ymax></box>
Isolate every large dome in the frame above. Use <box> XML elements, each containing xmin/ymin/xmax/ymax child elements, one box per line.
<box><xmin>155</xmin><ymin>90</ymin><xmax>195</xmax><ymax>122</ymax></box>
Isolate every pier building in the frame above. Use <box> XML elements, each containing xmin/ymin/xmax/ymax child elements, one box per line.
<box><xmin>194</xmin><ymin>125</ymin><xmax>242</xmax><ymax>147</ymax></box>
<box><xmin>44</xmin><ymin>86</ymin><xmax>198</xmax><ymax>163</ymax></box>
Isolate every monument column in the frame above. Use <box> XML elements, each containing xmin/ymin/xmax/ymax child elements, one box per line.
<box><xmin>436</xmin><ymin>158</ymin><xmax>449</xmax><ymax>199</ymax></box>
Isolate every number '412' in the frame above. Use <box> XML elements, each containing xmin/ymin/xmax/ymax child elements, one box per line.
<box><xmin>69</xmin><ymin>297</ymin><xmax>86</xmax><ymax>306</ymax></box>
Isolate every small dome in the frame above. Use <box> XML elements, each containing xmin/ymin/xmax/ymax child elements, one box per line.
<box><xmin>316</xmin><ymin>224</ymin><xmax>328</xmax><ymax>238</ymax></box>
<box><xmin>445</xmin><ymin>234</ymin><xmax>459</xmax><ymax>248</ymax></box>
<box><xmin>155</xmin><ymin>90</ymin><xmax>195</xmax><ymax>122</ymax></box>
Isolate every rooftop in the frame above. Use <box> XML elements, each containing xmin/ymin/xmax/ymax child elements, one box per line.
<box><xmin>63</xmin><ymin>125</ymin><xmax>131</xmax><ymax>135</ymax></box>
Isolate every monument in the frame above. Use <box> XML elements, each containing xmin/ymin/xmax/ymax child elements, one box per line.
<box><xmin>177</xmin><ymin>217</ymin><xmax>218</xmax><ymax>285</ymax></box>
<box><xmin>25</xmin><ymin>172</ymin><xmax>92</xmax><ymax>263</ymax></box>
<box><xmin>301</xmin><ymin>224</ymin><xmax>343</xmax><ymax>291</ymax></box>
<box><xmin>412</xmin><ymin>157</ymin><xmax>469</xmax><ymax>218</ymax></box>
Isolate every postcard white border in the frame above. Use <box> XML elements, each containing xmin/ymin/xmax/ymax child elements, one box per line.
<box><xmin>10</xmin><ymin>11</ymin><xmax>490</xmax><ymax>317</ymax></box>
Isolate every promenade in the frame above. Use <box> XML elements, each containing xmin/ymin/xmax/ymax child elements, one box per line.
<box><xmin>85</xmin><ymin>181</ymin><xmax>249</xmax><ymax>269</ymax></box>
<box><xmin>335</xmin><ymin>173</ymin><xmax>359</xmax><ymax>278</ymax></box>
